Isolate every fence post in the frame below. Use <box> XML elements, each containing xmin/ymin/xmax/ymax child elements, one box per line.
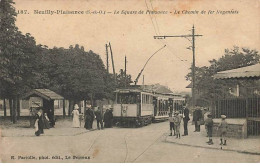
<box><xmin>246</xmin><ymin>97</ymin><xmax>249</xmax><ymax>137</ymax></box>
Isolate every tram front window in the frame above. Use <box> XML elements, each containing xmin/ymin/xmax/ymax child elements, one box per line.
<box><xmin>117</xmin><ymin>93</ymin><xmax>140</xmax><ymax>104</ymax></box>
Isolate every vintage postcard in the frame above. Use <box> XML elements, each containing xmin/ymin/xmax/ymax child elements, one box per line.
<box><xmin>0</xmin><ymin>0</ymin><xmax>259</xmax><ymax>163</ymax></box>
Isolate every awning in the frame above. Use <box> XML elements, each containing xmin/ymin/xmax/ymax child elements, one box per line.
<box><xmin>23</xmin><ymin>89</ymin><xmax>64</xmax><ymax>101</ymax></box>
<box><xmin>214</xmin><ymin>63</ymin><xmax>260</xmax><ymax>79</ymax></box>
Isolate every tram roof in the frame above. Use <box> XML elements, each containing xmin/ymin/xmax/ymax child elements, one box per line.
<box><xmin>115</xmin><ymin>85</ymin><xmax>183</xmax><ymax>97</ymax></box>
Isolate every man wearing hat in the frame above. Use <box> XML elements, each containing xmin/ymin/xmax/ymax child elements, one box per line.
<box><xmin>218</xmin><ymin>115</ymin><xmax>228</xmax><ymax>145</ymax></box>
<box><xmin>84</xmin><ymin>105</ymin><xmax>94</xmax><ymax>129</ymax></box>
<box><xmin>205</xmin><ymin>112</ymin><xmax>214</xmax><ymax>145</ymax></box>
<box><xmin>94</xmin><ymin>106</ymin><xmax>104</xmax><ymax>130</ymax></box>
<box><xmin>182</xmin><ymin>105</ymin><xmax>190</xmax><ymax>136</ymax></box>
<box><xmin>193</xmin><ymin>105</ymin><xmax>203</xmax><ymax>132</ymax></box>
<box><xmin>108</xmin><ymin>107</ymin><xmax>113</xmax><ymax>128</ymax></box>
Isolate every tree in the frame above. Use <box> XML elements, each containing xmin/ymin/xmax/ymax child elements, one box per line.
<box><xmin>0</xmin><ymin>0</ymin><xmax>20</xmax><ymax>122</ymax></box>
<box><xmin>42</xmin><ymin>45</ymin><xmax>116</xmax><ymax>115</ymax></box>
<box><xmin>116</xmin><ymin>69</ymin><xmax>133</xmax><ymax>87</ymax></box>
<box><xmin>0</xmin><ymin>0</ymin><xmax>18</xmax><ymax>93</ymax></box>
<box><xmin>0</xmin><ymin>0</ymin><xmax>118</xmax><ymax>121</ymax></box>
<box><xmin>0</xmin><ymin>0</ymin><xmax>44</xmax><ymax>122</ymax></box>
<box><xmin>186</xmin><ymin>46</ymin><xmax>260</xmax><ymax>107</ymax></box>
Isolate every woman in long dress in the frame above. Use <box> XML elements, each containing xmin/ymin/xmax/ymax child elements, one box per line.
<box><xmin>43</xmin><ymin>113</ymin><xmax>50</xmax><ymax>129</ymax></box>
<box><xmin>34</xmin><ymin>118</ymin><xmax>40</xmax><ymax>136</ymax></box>
<box><xmin>72</xmin><ymin>104</ymin><xmax>80</xmax><ymax>128</ymax></box>
<box><xmin>35</xmin><ymin>111</ymin><xmax>44</xmax><ymax>136</ymax></box>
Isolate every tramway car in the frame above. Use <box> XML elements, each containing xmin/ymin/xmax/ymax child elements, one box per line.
<box><xmin>113</xmin><ymin>86</ymin><xmax>185</xmax><ymax>127</ymax></box>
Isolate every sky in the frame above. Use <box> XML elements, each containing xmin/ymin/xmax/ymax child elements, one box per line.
<box><xmin>13</xmin><ymin>0</ymin><xmax>260</xmax><ymax>92</ymax></box>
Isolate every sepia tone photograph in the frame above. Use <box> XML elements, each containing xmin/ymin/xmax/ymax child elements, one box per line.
<box><xmin>0</xmin><ymin>0</ymin><xmax>259</xmax><ymax>163</ymax></box>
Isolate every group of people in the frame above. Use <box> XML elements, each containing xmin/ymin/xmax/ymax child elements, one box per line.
<box><xmin>205</xmin><ymin>113</ymin><xmax>228</xmax><ymax>145</ymax></box>
<box><xmin>168</xmin><ymin>105</ymin><xmax>190</xmax><ymax>139</ymax></box>
<box><xmin>34</xmin><ymin>107</ymin><xmax>55</xmax><ymax>136</ymax></box>
<box><xmin>72</xmin><ymin>104</ymin><xmax>113</xmax><ymax>130</ymax></box>
<box><xmin>169</xmin><ymin>105</ymin><xmax>229</xmax><ymax>146</ymax></box>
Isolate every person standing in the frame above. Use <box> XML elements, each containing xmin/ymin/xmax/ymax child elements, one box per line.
<box><xmin>72</xmin><ymin>104</ymin><xmax>80</xmax><ymax>128</ymax></box>
<box><xmin>35</xmin><ymin>109</ymin><xmax>44</xmax><ymax>136</ymax></box>
<box><xmin>182</xmin><ymin>105</ymin><xmax>190</xmax><ymax>136</ymax></box>
<box><xmin>103</xmin><ymin>109</ymin><xmax>110</xmax><ymax>128</ymax></box>
<box><xmin>173</xmin><ymin>111</ymin><xmax>181</xmax><ymax>139</ymax></box>
<box><xmin>95</xmin><ymin>107</ymin><xmax>103</xmax><ymax>130</ymax></box>
<box><xmin>168</xmin><ymin>112</ymin><xmax>175</xmax><ymax>136</ymax></box>
<box><xmin>193</xmin><ymin>105</ymin><xmax>202</xmax><ymax>132</ymax></box>
<box><xmin>34</xmin><ymin>118</ymin><xmax>40</xmax><ymax>136</ymax></box>
<box><xmin>205</xmin><ymin>113</ymin><xmax>214</xmax><ymax>145</ymax></box>
<box><xmin>218</xmin><ymin>115</ymin><xmax>228</xmax><ymax>145</ymax></box>
<box><xmin>47</xmin><ymin>109</ymin><xmax>55</xmax><ymax>128</ymax></box>
<box><xmin>84</xmin><ymin>105</ymin><xmax>93</xmax><ymax>129</ymax></box>
<box><xmin>38</xmin><ymin>108</ymin><xmax>44</xmax><ymax>134</ymax></box>
<box><xmin>43</xmin><ymin>113</ymin><xmax>50</xmax><ymax>129</ymax></box>
<box><xmin>89</xmin><ymin>107</ymin><xmax>95</xmax><ymax>129</ymax></box>
<box><xmin>108</xmin><ymin>108</ymin><xmax>113</xmax><ymax>128</ymax></box>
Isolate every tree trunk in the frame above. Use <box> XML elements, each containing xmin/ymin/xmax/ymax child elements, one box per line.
<box><xmin>9</xmin><ymin>98</ymin><xmax>13</xmax><ymax>122</ymax></box>
<box><xmin>84</xmin><ymin>99</ymin><xmax>86</xmax><ymax>114</ymax></box>
<box><xmin>17</xmin><ymin>97</ymin><xmax>20</xmax><ymax>120</ymax></box>
<box><xmin>12</xmin><ymin>96</ymin><xmax>17</xmax><ymax>124</ymax></box>
<box><xmin>78</xmin><ymin>101</ymin><xmax>82</xmax><ymax>113</ymax></box>
<box><xmin>91</xmin><ymin>94</ymin><xmax>94</xmax><ymax>107</ymax></box>
<box><xmin>68</xmin><ymin>100</ymin><xmax>71</xmax><ymax>117</ymax></box>
<box><xmin>63</xmin><ymin>99</ymin><xmax>66</xmax><ymax>118</ymax></box>
<box><xmin>3</xmin><ymin>98</ymin><xmax>7</xmax><ymax>117</ymax></box>
<box><xmin>68</xmin><ymin>100</ymin><xmax>74</xmax><ymax>117</ymax></box>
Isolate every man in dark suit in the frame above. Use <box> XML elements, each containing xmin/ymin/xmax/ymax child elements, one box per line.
<box><xmin>193</xmin><ymin>105</ymin><xmax>202</xmax><ymax>132</ymax></box>
<box><xmin>103</xmin><ymin>109</ymin><xmax>110</xmax><ymax>128</ymax></box>
<box><xmin>182</xmin><ymin>105</ymin><xmax>190</xmax><ymax>136</ymax></box>
<box><xmin>108</xmin><ymin>108</ymin><xmax>113</xmax><ymax>127</ymax></box>
<box><xmin>84</xmin><ymin>105</ymin><xmax>94</xmax><ymax>129</ymax></box>
<box><xmin>95</xmin><ymin>107</ymin><xmax>103</xmax><ymax>130</ymax></box>
<box><xmin>47</xmin><ymin>109</ymin><xmax>55</xmax><ymax>128</ymax></box>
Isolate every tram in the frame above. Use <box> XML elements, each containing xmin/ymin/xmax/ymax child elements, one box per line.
<box><xmin>113</xmin><ymin>85</ymin><xmax>185</xmax><ymax>127</ymax></box>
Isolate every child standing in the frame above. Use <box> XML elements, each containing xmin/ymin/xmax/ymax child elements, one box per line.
<box><xmin>168</xmin><ymin>112</ymin><xmax>175</xmax><ymax>136</ymax></box>
<box><xmin>218</xmin><ymin>115</ymin><xmax>228</xmax><ymax>145</ymax></box>
<box><xmin>205</xmin><ymin>113</ymin><xmax>214</xmax><ymax>145</ymax></box>
<box><xmin>173</xmin><ymin>111</ymin><xmax>181</xmax><ymax>139</ymax></box>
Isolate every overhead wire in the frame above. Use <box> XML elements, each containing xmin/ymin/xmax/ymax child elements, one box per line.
<box><xmin>145</xmin><ymin>0</ymin><xmax>159</xmax><ymax>36</ymax></box>
<box><xmin>146</xmin><ymin>0</ymin><xmax>191</xmax><ymax>67</ymax></box>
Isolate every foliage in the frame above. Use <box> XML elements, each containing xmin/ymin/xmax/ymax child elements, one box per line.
<box><xmin>39</xmin><ymin>45</ymin><xmax>116</xmax><ymax>102</ymax></box>
<box><xmin>116</xmin><ymin>69</ymin><xmax>133</xmax><ymax>87</ymax></box>
<box><xmin>186</xmin><ymin>46</ymin><xmax>260</xmax><ymax>106</ymax></box>
<box><xmin>0</xmin><ymin>0</ymin><xmax>117</xmax><ymax>120</ymax></box>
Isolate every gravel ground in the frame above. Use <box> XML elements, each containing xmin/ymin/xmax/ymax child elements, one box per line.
<box><xmin>0</xmin><ymin>120</ymin><xmax>259</xmax><ymax>163</ymax></box>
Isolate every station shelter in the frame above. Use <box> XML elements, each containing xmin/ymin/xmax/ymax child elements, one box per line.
<box><xmin>213</xmin><ymin>63</ymin><xmax>260</xmax><ymax>138</ymax></box>
<box><xmin>23</xmin><ymin>89</ymin><xmax>64</xmax><ymax>127</ymax></box>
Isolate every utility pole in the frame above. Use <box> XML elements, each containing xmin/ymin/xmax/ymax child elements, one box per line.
<box><xmin>154</xmin><ymin>25</ymin><xmax>202</xmax><ymax>109</ymax></box>
<box><xmin>191</xmin><ymin>25</ymin><xmax>196</xmax><ymax>109</ymax></box>
<box><xmin>125</xmin><ymin>56</ymin><xmax>127</xmax><ymax>87</ymax></box>
<box><xmin>106</xmin><ymin>44</ymin><xmax>109</xmax><ymax>73</ymax></box>
<box><xmin>108</xmin><ymin>42</ymin><xmax>117</xmax><ymax>83</ymax></box>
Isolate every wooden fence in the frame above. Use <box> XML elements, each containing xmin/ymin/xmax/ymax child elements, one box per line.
<box><xmin>213</xmin><ymin>97</ymin><xmax>260</xmax><ymax>135</ymax></box>
<box><xmin>213</xmin><ymin>97</ymin><xmax>260</xmax><ymax>119</ymax></box>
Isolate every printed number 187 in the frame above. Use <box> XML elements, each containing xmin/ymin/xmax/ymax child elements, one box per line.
<box><xmin>17</xmin><ymin>10</ymin><xmax>28</xmax><ymax>14</ymax></box>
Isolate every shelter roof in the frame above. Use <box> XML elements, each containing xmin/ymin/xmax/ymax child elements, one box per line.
<box><xmin>23</xmin><ymin>89</ymin><xmax>64</xmax><ymax>100</ymax></box>
<box><xmin>214</xmin><ymin>63</ymin><xmax>260</xmax><ymax>79</ymax></box>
